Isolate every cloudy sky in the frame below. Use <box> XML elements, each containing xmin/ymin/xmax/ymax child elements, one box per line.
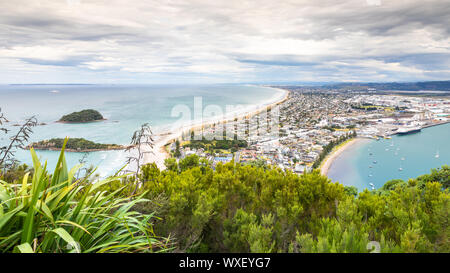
<box><xmin>1</xmin><ymin>0</ymin><xmax>449</xmax><ymax>84</ymax></box>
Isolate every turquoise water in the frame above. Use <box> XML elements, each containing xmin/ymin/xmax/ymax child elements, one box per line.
<box><xmin>0</xmin><ymin>84</ymin><xmax>281</xmax><ymax>176</ymax></box>
<box><xmin>327</xmin><ymin>123</ymin><xmax>450</xmax><ymax>190</ymax></box>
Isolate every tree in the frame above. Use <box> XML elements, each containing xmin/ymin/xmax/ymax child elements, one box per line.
<box><xmin>174</xmin><ymin>140</ymin><xmax>181</xmax><ymax>158</ymax></box>
<box><xmin>416</xmin><ymin>165</ymin><xmax>449</xmax><ymax>189</ymax></box>
<box><xmin>164</xmin><ymin>158</ymin><xmax>179</xmax><ymax>172</ymax></box>
<box><xmin>0</xmin><ymin>115</ymin><xmax>37</xmax><ymax>173</ymax></box>
<box><xmin>344</xmin><ymin>186</ymin><xmax>358</xmax><ymax>197</ymax></box>
<box><xmin>179</xmin><ymin>154</ymin><xmax>200</xmax><ymax>172</ymax></box>
<box><xmin>125</xmin><ymin>123</ymin><xmax>154</xmax><ymax>195</ymax></box>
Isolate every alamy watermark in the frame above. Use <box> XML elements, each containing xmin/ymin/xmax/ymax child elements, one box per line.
<box><xmin>170</xmin><ymin>96</ymin><xmax>281</xmax><ymax>141</ymax></box>
<box><xmin>366</xmin><ymin>0</ymin><xmax>382</xmax><ymax>6</ymax></box>
<box><xmin>367</xmin><ymin>241</ymin><xmax>381</xmax><ymax>253</ymax></box>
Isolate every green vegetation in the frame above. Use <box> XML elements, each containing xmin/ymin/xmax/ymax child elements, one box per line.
<box><xmin>173</xmin><ymin>140</ymin><xmax>181</xmax><ymax>158</ymax></box>
<box><xmin>0</xmin><ymin>139</ymin><xmax>170</xmax><ymax>253</ymax></box>
<box><xmin>351</xmin><ymin>104</ymin><xmax>380</xmax><ymax>111</ymax></box>
<box><xmin>312</xmin><ymin>131</ymin><xmax>356</xmax><ymax>169</ymax></box>
<box><xmin>415</xmin><ymin>165</ymin><xmax>450</xmax><ymax>189</ymax></box>
<box><xmin>351</xmin><ymin>103</ymin><xmax>397</xmax><ymax>112</ymax></box>
<box><xmin>1</xmin><ymin>137</ymin><xmax>448</xmax><ymax>253</ymax></box>
<box><xmin>0</xmin><ymin>164</ymin><xmax>32</xmax><ymax>184</ymax></box>
<box><xmin>59</xmin><ymin>109</ymin><xmax>104</xmax><ymax>123</ymax></box>
<box><xmin>183</xmin><ymin>138</ymin><xmax>248</xmax><ymax>153</ymax></box>
<box><xmin>29</xmin><ymin>138</ymin><xmax>124</xmax><ymax>151</ymax></box>
<box><xmin>322</xmin><ymin>125</ymin><xmax>350</xmax><ymax>131</ymax></box>
<box><xmin>96</xmin><ymin>155</ymin><xmax>449</xmax><ymax>253</ymax></box>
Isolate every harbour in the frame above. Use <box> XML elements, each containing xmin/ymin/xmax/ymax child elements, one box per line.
<box><xmin>326</xmin><ymin>122</ymin><xmax>450</xmax><ymax>191</ymax></box>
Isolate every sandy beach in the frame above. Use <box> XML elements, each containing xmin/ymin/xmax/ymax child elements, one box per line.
<box><xmin>320</xmin><ymin>138</ymin><xmax>364</xmax><ymax>176</ymax></box>
<box><xmin>142</xmin><ymin>87</ymin><xmax>290</xmax><ymax>170</ymax></box>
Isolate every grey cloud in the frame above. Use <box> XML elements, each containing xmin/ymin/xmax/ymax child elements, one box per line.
<box><xmin>0</xmin><ymin>0</ymin><xmax>449</xmax><ymax>83</ymax></box>
<box><xmin>20</xmin><ymin>56</ymin><xmax>93</xmax><ymax>67</ymax></box>
<box><xmin>375</xmin><ymin>53</ymin><xmax>450</xmax><ymax>70</ymax></box>
<box><xmin>263</xmin><ymin>1</ymin><xmax>450</xmax><ymax>40</ymax></box>
<box><xmin>238</xmin><ymin>59</ymin><xmax>319</xmax><ymax>67</ymax></box>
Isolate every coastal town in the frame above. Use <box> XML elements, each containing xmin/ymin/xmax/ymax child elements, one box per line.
<box><xmin>169</xmin><ymin>88</ymin><xmax>450</xmax><ymax>174</ymax></box>
<box><xmin>2</xmin><ymin>0</ymin><xmax>450</xmax><ymax>256</ymax></box>
<box><xmin>18</xmin><ymin>87</ymin><xmax>448</xmax><ymax>176</ymax></box>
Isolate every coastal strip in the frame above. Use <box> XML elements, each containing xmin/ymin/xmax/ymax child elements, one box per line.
<box><xmin>320</xmin><ymin>138</ymin><xmax>365</xmax><ymax>177</ymax></box>
<box><xmin>143</xmin><ymin>87</ymin><xmax>290</xmax><ymax>170</ymax></box>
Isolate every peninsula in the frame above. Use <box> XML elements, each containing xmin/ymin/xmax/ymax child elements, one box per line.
<box><xmin>58</xmin><ymin>109</ymin><xmax>105</xmax><ymax>123</ymax></box>
<box><xmin>27</xmin><ymin>138</ymin><xmax>127</xmax><ymax>152</ymax></box>
<box><xmin>149</xmin><ymin>86</ymin><xmax>449</xmax><ymax>176</ymax></box>
<box><xmin>142</xmin><ymin>87</ymin><xmax>290</xmax><ymax>170</ymax></box>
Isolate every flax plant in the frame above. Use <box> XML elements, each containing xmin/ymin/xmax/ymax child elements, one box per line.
<box><xmin>0</xmin><ymin>138</ymin><xmax>171</xmax><ymax>253</ymax></box>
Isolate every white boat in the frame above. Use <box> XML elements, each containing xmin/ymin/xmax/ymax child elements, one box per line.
<box><xmin>435</xmin><ymin>150</ymin><xmax>440</xmax><ymax>158</ymax></box>
<box><xmin>399</xmin><ymin>167</ymin><xmax>403</xmax><ymax>171</ymax></box>
<box><xmin>397</xmin><ymin>126</ymin><xmax>421</xmax><ymax>135</ymax></box>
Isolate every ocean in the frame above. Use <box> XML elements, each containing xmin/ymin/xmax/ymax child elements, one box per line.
<box><xmin>0</xmin><ymin>84</ymin><xmax>282</xmax><ymax>176</ymax></box>
<box><xmin>327</xmin><ymin>123</ymin><xmax>450</xmax><ymax>190</ymax></box>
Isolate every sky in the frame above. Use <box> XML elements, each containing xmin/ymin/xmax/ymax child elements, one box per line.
<box><xmin>0</xmin><ymin>0</ymin><xmax>449</xmax><ymax>84</ymax></box>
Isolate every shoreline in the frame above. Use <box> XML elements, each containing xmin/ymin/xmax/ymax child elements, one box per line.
<box><xmin>55</xmin><ymin>118</ymin><xmax>107</xmax><ymax>124</ymax></box>
<box><xmin>26</xmin><ymin>147</ymin><xmax>127</xmax><ymax>153</ymax></box>
<box><xmin>320</xmin><ymin>138</ymin><xmax>365</xmax><ymax>177</ymax></box>
<box><xmin>142</xmin><ymin>87</ymin><xmax>290</xmax><ymax>169</ymax></box>
<box><xmin>321</xmin><ymin>120</ymin><xmax>450</xmax><ymax>177</ymax></box>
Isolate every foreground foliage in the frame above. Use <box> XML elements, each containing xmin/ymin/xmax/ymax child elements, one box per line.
<box><xmin>1</xmin><ymin>144</ymin><xmax>448</xmax><ymax>253</ymax></box>
<box><xmin>99</xmin><ymin>155</ymin><xmax>449</xmax><ymax>253</ymax></box>
<box><xmin>0</xmin><ymin>140</ymin><xmax>170</xmax><ymax>253</ymax></box>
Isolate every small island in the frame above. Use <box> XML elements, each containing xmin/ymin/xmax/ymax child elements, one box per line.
<box><xmin>58</xmin><ymin>109</ymin><xmax>105</xmax><ymax>123</ymax></box>
<box><xmin>26</xmin><ymin>138</ymin><xmax>128</xmax><ymax>152</ymax></box>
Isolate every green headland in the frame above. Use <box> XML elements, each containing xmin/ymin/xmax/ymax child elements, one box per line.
<box><xmin>27</xmin><ymin>138</ymin><xmax>126</xmax><ymax>152</ymax></box>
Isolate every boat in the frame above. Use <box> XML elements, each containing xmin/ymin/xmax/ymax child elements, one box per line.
<box><xmin>373</xmin><ymin>161</ymin><xmax>377</xmax><ymax>164</ymax></box>
<box><xmin>398</xmin><ymin>167</ymin><xmax>403</xmax><ymax>171</ymax></box>
<box><xmin>435</xmin><ymin>150</ymin><xmax>440</xmax><ymax>158</ymax></box>
<box><xmin>397</xmin><ymin>126</ymin><xmax>421</xmax><ymax>135</ymax></box>
<box><xmin>369</xmin><ymin>183</ymin><xmax>375</xmax><ymax>190</ymax></box>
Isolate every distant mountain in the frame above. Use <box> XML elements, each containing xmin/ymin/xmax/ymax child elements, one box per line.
<box><xmin>319</xmin><ymin>81</ymin><xmax>450</xmax><ymax>91</ymax></box>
